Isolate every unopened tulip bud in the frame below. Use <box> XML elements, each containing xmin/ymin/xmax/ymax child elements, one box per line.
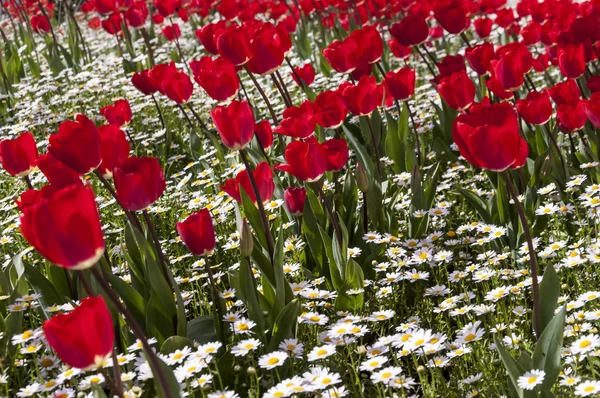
<box><xmin>356</xmin><ymin>162</ymin><xmax>369</xmax><ymax>192</ymax></box>
<box><xmin>240</xmin><ymin>220</ymin><xmax>254</xmax><ymax>256</ymax></box>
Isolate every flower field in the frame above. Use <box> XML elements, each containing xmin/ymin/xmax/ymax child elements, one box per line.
<box><xmin>2</xmin><ymin>0</ymin><xmax>600</xmax><ymax>397</ymax></box>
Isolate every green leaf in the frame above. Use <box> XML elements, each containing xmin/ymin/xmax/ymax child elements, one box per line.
<box><xmin>493</xmin><ymin>334</ymin><xmax>525</xmax><ymax>398</ymax></box>
<box><xmin>104</xmin><ymin>273</ymin><xmax>146</xmax><ymax>330</ymax></box>
<box><xmin>454</xmin><ymin>188</ymin><xmax>494</xmax><ymax>224</ymax></box>
<box><xmin>240</xmin><ymin>189</ymin><xmax>268</xmax><ymax>250</ymax></box>
<box><xmin>150</xmin><ymin>356</ymin><xmax>182</xmax><ymax>398</ymax></box>
<box><xmin>533</xmin><ymin>306</ymin><xmax>566</xmax><ymax>392</ymax></box>
<box><xmin>268</xmin><ymin>299</ymin><xmax>300</xmax><ymax>352</ymax></box>
<box><xmin>160</xmin><ymin>336</ymin><xmax>193</xmax><ymax>354</ymax></box>
<box><xmin>187</xmin><ymin>316</ymin><xmax>218</xmax><ymax>345</ymax></box>
<box><xmin>145</xmin><ymin>293</ymin><xmax>175</xmax><ymax>345</ymax></box>
<box><xmin>237</xmin><ymin>258</ymin><xmax>265</xmax><ymax>335</ymax></box>
<box><xmin>536</xmin><ymin>264</ymin><xmax>560</xmax><ymax>335</ymax></box>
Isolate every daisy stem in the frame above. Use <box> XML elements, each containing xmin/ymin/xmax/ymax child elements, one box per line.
<box><xmin>501</xmin><ymin>171</ymin><xmax>541</xmax><ymax>338</ymax></box>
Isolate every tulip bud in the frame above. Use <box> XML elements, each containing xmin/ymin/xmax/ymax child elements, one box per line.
<box><xmin>240</xmin><ymin>219</ymin><xmax>254</xmax><ymax>256</ymax></box>
<box><xmin>356</xmin><ymin>162</ymin><xmax>369</xmax><ymax>192</ymax></box>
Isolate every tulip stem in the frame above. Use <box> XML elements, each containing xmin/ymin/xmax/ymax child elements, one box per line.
<box><xmin>203</xmin><ymin>257</ymin><xmax>226</xmax><ymax>344</ymax></box>
<box><xmin>23</xmin><ymin>175</ymin><xmax>33</xmax><ymax>190</ymax></box>
<box><xmin>239</xmin><ymin>149</ymin><xmax>275</xmax><ymax>261</ymax></box>
<box><xmin>275</xmin><ymin>70</ymin><xmax>293</xmax><ymax>106</ymax></box>
<box><xmin>142</xmin><ymin>210</ymin><xmax>175</xmax><ymax>293</ymax></box>
<box><xmin>285</xmin><ymin>56</ymin><xmax>307</xmax><ymax>94</ymax></box>
<box><xmin>271</xmin><ymin>73</ymin><xmax>292</xmax><ymax>108</ymax></box>
<box><xmin>364</xmin><ymin>115</ymin><xmax>383</xmax><ymax>183</ymax></box>
<box><xmin>186</xmin><ymin>103</ymin><xmax>209</xmax><ymax>131</ymax></box>
<box><xmin>413</xmin><ymin>45</ymin><xmax>437</xmax><ymax>78</ymax></box>
<box><xmin>543</xmin><ymin>124</ymin><xmax>567</xmax><ymax>176</ymax></box>
<box><xmin>362</xmin><ymin>191</ymin><xmax>369</xmax><ymax>231</ymax></box>
<box><xmin>460</xmin><ymin>32</ymin><xmax>472</xmax><ymax>48</ymax></box>
<box><xmin>375</xmin><ymin>62</ymin><xmax>387</xmax><ymax>78</ymax></box>
<box><xmin>140</xmin><ymin>28</ymin><xmax>156</xmax><ymax>67</ymax></box>
<box><xmin>90</xmin><ymin>266</ymin><xmax>173</xmax><ymax>398</ymax></box>
<box><xmin>501</xmin><ymin>171</ymin><xmax>541</xmax><ymax>339</ymax></box>
<box><xmin>315</xmin><ymin>181</ymin><xmax>342</xmax><ymax>244</ymax></box>
<box><xmin>404</xmin><ymin>101</ymin><xmax>423</xmax><ymax>166</ymax></box>
<box><xmin>244</xmin><ymin>66</ymin><xmax>279</xmax><ymax>125</ymax></box>
<box><xmin>93</xmin><ymin>170</ymin><xmax>143</xmax><ymax>231</ymax></box>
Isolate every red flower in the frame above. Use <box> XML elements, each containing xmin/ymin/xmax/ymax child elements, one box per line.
<box><xmin>162</xmin><ymin>24</ymin><xmax>181</xmax><ymax>41</ymax></box>
<box><xmin>49</xmin><ymin>115</ymin><xmax>102</xmax><ymax>174</ymax></box>
<box><xmin>490</xmin><ymin>51</ymin><xmax>525</xmax><ymax>92</ymax></box>
<box><xmin>195</xmin><ymin>20</ymin><xmax>228</xmax><ymax>55</ymax></box>
<box><xmin>385</xmin><ymin>68</ymin><xmax>416</xmax><ymax>101</ymax></box>
<box><xmin>98</xmin><ymin>125</ymin><xmax>130</xmax><ymax>179</ymax></box>
<box><xmin>131</xmin><ymin>70</ymin><xmax>157</xmax><ymax>95</ymax></box>
<box><xmin>485</xmin><ymin>76</ymin><xmax>514</xmax><ymax>101</ymax></box>
<box><xmin>43</xmin><ymin>296</ymin><xmax>114</xmax><ymax>369</ymax></box>
<box><xmin>474</xmin><ymin>18</ymin><xmax>493</xmax><ymax>38</ymax></box>
<box><xmin>31</xmin><ymin>15</ymin><xmax>50</xmax><ymax>33</ymax></box>
<box><xmin>0</xmin><ymin>132</ymin><xmax>38</xmax><ymax>177</ymax></box>
<box><xmin>37</xmin><ymin>153</ymin><xmax>82</xmax><ymax>188</ymax></box>
<box><xmin>153</xmin><ymin>0</ymin><xmax>179</xmax><ymax>17</ymax></box>
<box><xmin>322</xmin><ymin>138</ymin><xmax>349</xmax><ymax>172</ymax></box>
<box><xmin>453</xmin><ymin>101</ymin><xmax>528</xmax><ymax>171</ymax></box>
<box><xmin>314</xmin><ymin>90</ymin><xmax>348</xmax><ymax>129</ymax></box>
<box><xmin>275</xmin><ymin>138</ymin><xmax>327</xmax><ymax>182</ymax></box>
<box><xmin>19</xmin><ymin>184</ymin><xmax>105</xmax><ymax>269</ymax></box>
<box><xmin>548</xmin><ymin>79</ymin><xmax>580</xmax><ymax>106</ymax></box>
<box><xmin>557</xmin><ymin>101</ymin><xmax>587</xmax><ymax>132</ymax></box>
<box><xmin>217</xmin><ymin>25</ymin><xmax>252</xmax><ymax>66</ymax></box>
<box><xmin>558</xmin><ymin>44</ymin><xmax>585</xmax><ymax>79</ymax></box>
<box><xmin>516</xmin><ymin>90</ymin><xmax>553</xmax><ymax>125</ymax></box>
<box><xmin>255</xmin><ymin>120</ymin><xmax>273</xmax><ymax>149</ymax></box>
<box><xmin>434</xmin><ymin>3</ymin><xmax>468</xmax><ymax>34</ymax></box>
<box><xmin>292</xmin><ymin>63</ymin><xmax>315</xmax><ymax>87</ymax></box>
<box><xmin>151</xmin><ymin>13</ymin><xmax>164</xmax><ymax>24</ymax></box>
<box><xmin>339</xmin><ymin>75</ymin><xmax>384</xmax><ymax>116</ymax></box>
<box><xmin>221</xmin><ymin>162</ymin><xmax>274</xmax><ymax>204</ymax></box>
<box><xmin>583</xmin><ymin>92</ymin><xmax>600</xmax><ymax>128</ymax></box>
<box><xmin>246</xmin><ymin>22</ymin><xmax>286</xmax><ymax>75</ymax></box>
<box><xmin>190</xmin><ymin>56</ymin><xmax>239</xmax><ymax>102</ymax></box>
<box><xmin>390</xmin><ymin>15</ymin><xmax>429</xmax><ymax>47</ymax></box>
<box><xmin>176</xmin><ymin>208</ymin><xmax>215</xmax><ymax>256</ymax></box>
<box><xmin>210</xmin><ymin>100</ymin><xmax>255</xmax><ymax>149</ymax></box>
<box><xmin>350</xmin><ymin>25</ymin><xmax>383</xmax><ymax>64</ymax></box>
<box><xmin>149</xmin><ymin>63</ymin><xmax>193</xmax><ymax>104</ymax></box>
<box><xmin>438</xmin><ymin>72</ymin><xmax>476</xmax><ymax>111</ymax></box>
<box><xmin>435</xmin><ymin>55</ymin><xmax>466</xmax><ymax>82</ymax></box>
<box><xmin>100</xmin><ymin>99</ymin><xmax>132</xmax><ymax>126</ymax></box>
<box><xmin>101</xmin><ymin>13</ymin><xmax>123</xmax><ymax>35</ymax></box>
<box><xmin>586</xmin><ymin>76</ymin><xmax>600</xmax><ymax>93</ymax></box>
<box><xmin>284</xmin><ymin>187</ymin><xmax>306</xmax><ymax>216</ymax></box>
<box><xmin>387</xmin><ymin>39</ymin><xmax>412</xmax><ymax>59</ymax></box>
<box><xmin>124</xmin><ymin>1</ymin><xmax>147</xmax><ymax>27</ymax></box>
<box><xmin>114</xmin><ymin>156</ymin><xmax>166</xmax><ymax>211</ymax></box>
<box><xmin>322</xmin><ymin>38</ymin><xmax>359</xmax><ymax>74</ymax></box>
<box><xmin>465</xmin><ymin>42</ymin><xmax>496</xmax><ymax>75</ymax></box>
<box><xmin>96</xmin><ymin>0</ymin><xmax>116</xmax><ymax>14</ymax></box>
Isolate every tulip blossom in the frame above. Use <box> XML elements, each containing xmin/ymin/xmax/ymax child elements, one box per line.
<box><xmin>195</xmin><ymin>20</ymin><xmax>228</xmax><ymax>55</ymax></box>
<box><xmin>100</xmin><ymin>99</ymin><xmax>132</xmax><ymax>127</ymax></box>
<box><xmin>558</xmin><ymin>44</ymin><xmax>586</xmax><ymax>79</ymax></box>
<box><xmin>474</xmin><ymin>18</ymin><xmax>493</xmax><ymax>38</ymax></box>
<box><xmin>98</xmin><ymin>125</ymin><xmax>131</xmax><ymax>179</ymax></box>
<box><xmin>490</xmin><ymin>52</ymin><xmax>525</xmax><ymax>92</ymax></box>
<box><xmin>322</xmin><ymin>138</ymin><xmax>349</xmax><ymax>172</ymax></box>
<box><xmin>435</xmin><ymin>55</ymin><xmax>466</xmax><ymax>83</ymax></box>
<box><xmin>221</xmin><ymin>162</ymin><xmax>274</xmax><ymax>204</ymax></box>
<box><xmin>131</xmin><ymin>70</ymin><xmax>158</xmax><ymax>96</ymax></box>
<box><xmin>313</xmin><ymin>90</ymin><xmax>348</xmax><ymax>129</ymax></box>
<box><xmin>339</xmin><ymin>76</ymin><xmax>384</xmax><ymax>117</ymax></box>
<box><xmin>583</xmin><ymin>92</ymin><xmax>600</xmax><ymax>128</ymax></box>
<box><xmin>548</xmin><ymin>79</ymin><xmax>580</xmax><ymax>106</ymax></box>
<box><xmin>37</xmin><ymin>152</ymin><xmax>82</xmax><ymax>188</ymax></box>
<box><xmin>49</xmin><ymin>115</ymin><xmax>102</xmax><ymax>175</ymax></box>
<box><xmin>516</xmin><ymin>90</ymin><xmax>553</xmax><ymax>125</ymax></box>
<box><xmin>322</xmin><ymin>38</ymin><xmax>359</xmax><ymax>74</ymax></box>
<box><xmin>434</xmin><ymin>3</ymin><xmax>468</xmax><ymax>34</ymax></box>
<box><xmin>389</xmin><ymin>15</ymin><xmax>429</xmax><ymax>47</ymax></box>
<box><xmin>43</xmin><ymin>296</ymin><xmax>114</xmax><ymax>370</ymax></box>
<box><xmin>176</xmin><ymin>208</ymin><xmax>215</xmax><ymax>256</ymax></box>
<box><xmin>31</xmin><ymin>15</ymin><xmax>50</xmax><ymax>33</ymax></box>
<box><xmin>0</xmin><ymin>132</ymin><xmax>38</xmax><ymax>177</ymax></box>
<box><xmin>211</xmin><ymin>100</ymin><xmax>255</xmax><ymax>149</ymax></box>
<box><xmin>190</xmin><ymin>56</ymin><xmax>239</xmax><ymax>102</ymax></box>
<box><xmin>438</xmin><ymin>72</ymin><xmax>476</xmax><ymax>111</ymax></box>
<box><xmin>284</xmin><ymin>187</ymin><xmax>306</xmax><ymax>216</ymax></box>
<box><xmin>246</xmin><ymin>22</ymin><xmax>286</xmax><ymax>75</ymax></box>
<box><xmin>350</xmin><ymin>26</ymin><xmax>383</xmax><ymax>64</ymax></box>
<box><xmin>124</xmin><ymin>1</ymin><xmax>148</xmax><ymax>27</ymax></box>
<box><xmin>255</xmin><ymin>120</ymin><xmax>273</xmax><ymax>150</ymax></box>
<box><xmin>385</xmin><ymin>68</ymin><xmax>416</xmax><ymax>101</ymax></box>
<box><xmin>452</xmin><ymin>101</ymin><xmax>528</xmax><ymax>171</ymax></box>
<box><xmin>114</xmin><ymin>156</ymin><xmax>166</xmax><ymax>211</ymax></box>
<box><xmin>216</xmin><ymin>24</ymin><xmax>252</xmax><ymax>66</ymax></box>
<box><xmin>275</xmin><ymin>138</ymin><xmax>327</xmax><ymax>182</ymax></box>
<box><xmin>292</xmin><ymin>63</ymin><xmax>315</xmax><ymax>87</ymax></box>
<box><xmin>465</xmin><ymin>43</ymin><xmax>496</xmax><ymax>75</ymax></box>
<box><xmin>274</xmin><ymin>101</ymin><xmax>316</xmax><ymax>139</ymax></box>
<box><xmin>387</xmin><ymin>39</ymin><xmax>412</xmax><ymax>59</ymax></box>
<box><xmin>557</xmin><ymin>101</ymin><xmax>587</xmax><ymax>132</ymax></box>
<box><xmin>19</xmin><ymin>184</ymin><xmax>105</xmax><ymax>269</ymax></box>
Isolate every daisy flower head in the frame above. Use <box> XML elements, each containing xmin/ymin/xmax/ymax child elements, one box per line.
<box><xmin>517</xmin><ymin>369</ymin><xmax>545</xmax><ymax>390</ymax></box>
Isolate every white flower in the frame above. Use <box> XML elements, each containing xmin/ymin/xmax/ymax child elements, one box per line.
<box><xmin>570</xmin><ymin>334</ymin><xmax>600</xmax><ymax>355</ymax></box>
<box><xmin>307</xmin><ymin>345</ymin><xmax>336</xmax><ymax>362</ymax></box>
<box><xmin>359</xmin><ymin>355</ymin><xmax>388</xmax><ymax>372</ymax></box>
<box><xmin>517</xmin><ymin>369</ymin><xmax>545</xmax><ymax>390</ymax></box>
<box><xmin>576</xmin><ymin>380</ymin><xmax>600</xmax><ymax>396</ymax></box>
<box><xmin>258</xmin><ymin>351</ymin><xmax>288</xmax><ymax>370</ymax></box>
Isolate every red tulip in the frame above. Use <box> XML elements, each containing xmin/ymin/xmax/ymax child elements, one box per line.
<box><xmin>100</xmin><ymin>99</ymin><xmax>132</xmax><ymax>127</ymax></box>
<box><xmin>19</xmin><ymin>184</ymin><xmax>105</xmax><ymax>269</ymax></box>
<box><xmin>210</xmin><ymin>100</ymin><xmax>255</xmax><ymax>149</ymax></box>
<box><xmin>153</xmin><ymin>0</ymin><xmax>179</xmax><ymax>16</ymax></box>
<box><xmin>490</xmin><ymin>52</ymin><xmax>525</xmax><ymax>92</ymax></box>
<box><xmin>438</xmin><ymin>72</ymin><xmax>476</xmax><ymax>111</ymax></box>
<box><xmin>465</xmin><ymin>42</ymin><xmax>496</xmax><ymax>75</ymax></box>
<box><xmin>586</xmin><ymin>76</ymin><xmax>600</xmax><ymax>93</ymax></box>
<box><xmin>284</xmin><ymin>187</ymin><xmax>306</xmax><ymax>216</ymax></box>
<box><xmin>148</xmin><ymin>62</ymin><xmax>179</xmax><ymax>95</ymax></box>
<box><xmin>195</xmin><ymin>20</ymin><xmax>228</xmax><ymax>55</ymax></box>
<box><xmin>43</xmin><ymin>296</ymin><xmax>114</xmax><ymax>370</ymax></box>
<box><xmin>124</xmin><ymin>1</ymin><xmax>148</xmax><ymax>27</ymax></box>
<box><xmin>190</xmin><ymin>56</ymin><xmax>239</xmax><ymax>102</ymax></box>
<box><xmin>131</xmin><ymin>70</ymin><xmax>157</xmax><ymax>96</ymax></box>
<box><xmin>37</xmin><ymin>152</ymin><xmax>82</xmax><ymax>188</ymax></box>
<box><xmin>255</xmin><ymin>120</ymin><xmax>273</xmax><ymax>150</ymax></box>
<box><xmin>275</xmin><ymin>138</ymin><xmax>327</xmax><ymax>182</ymax></box>
<box><xmin>221</xmin><ymin>162</ymin><xmax>274</xmax><ymax>204</ymax></box>
<box><xmin>435</xmin><ymin>55</ymin><xmax>467</xmax><ymax>82</ymax></box>
<box><xmin>548</xmin><ymin>79</ymin><xmax>580</xmax><ymax>106</ymax></box>
<box><xmin>583</xmin><ymin>92</ymin><xmax>600</xmax><ymax>128</ymax></box>
<box><xmin>322</xmin><ymin>38</ymin><xmax>359</xmax><ymax>74</ymax></box>
<box><xmin>101</xmin><ymin>13</ymin><xmax>123</xmax><ymax>35</ymax></box>
<box><xmin>98</xmin><ymin>125</ymin><xmax>130</xmax><ymax>179</ymax></box>
<box><xmin>387</xmin><ymin>39</ymin><xmax>412</xmax><ymax>59</ymax></box>
<box><xmin>31</xmin><ymin>15</ymin><xmax>50</xmax><ymax>33</ymax></box>
<box><xmin>49</xmin><ymin>115</ymin><xmax>102</xmax><ymax>175</ymax></box>
<box><xmin>274</xmin><ymin>101</ymin><xmax>316</xmax><ymax>139</ymax></box>
<box><xmin>162</xmin><ymin>24</ymin><xmax>181</xmax><ymax>41</ymax></box>
<box><xmin>151</xmin><ymin>13</ymin><xmax>164</xmax><ymax>24</ymax></box>
<box><xmin>453</xmin><ymin>101</ymin><xmax>528</xmax><ymax>171</ymax></box>
<box><xmin>516</xmin><ymin>90</ymin><xmax>553</xmax><ymax>125</ymax></box>
<box><xmin>350</xmin><ymin>26</ymin><xmax>383</xmax><ymax>64</ymax></box>
<box><xmin>389</xmin><ymin>15</ymin><xmax>429</xmax><ymax>47</ymax></box>
<box><xmin>322</xmin><ymin>138</ymin><xmax>349</xmax><ymax>172</ymax></box>
<box><xmin>496</xmin><ymin>42</ymin><xmax>533</xmax><ymax>73</ymax></box>
<box><xmin>485</xmin><ymin>76</ymin><xmax>515</xmax><ymax>101</ymax></box>
<box><xmin>434</xmin><ymin>3</ymin><xmax>468</xmax><ymax>34</ymax></box>
<box><xmin>349</xmin><ymin>59</ymin><xmax>373</xmax><ymax>81</ymax></box>
<box><xmin>292</xmin><ymin>63</ymin><xmax>316</xmax><ymax>87</ymax></box>
<box><xmin>162</xmin><ymin>69</ymin><xmax>193</xmax><ymax>104</ymax></box>
<box><xmin>385</xmin><ymin>68</ymin><xmax>415</xmax><ymax>101</ymax></box>
<box><xmin>217</xmin><ymin>25</ymin><xmax>252</xmax><ymax>66</ymax></box>
<box><xmin>558</xmin><ymin>44</ymin><xmax>585</xmax><ymax>79</ymax></box>
<box><xmin>96</xmin><ymin>0</ymin><xmax>116</xmax><ymax>14</ymax></box>
<box><xmin>114</xmin><ymin>156</ymin><xmax>166</xmax><ymax>211</ymax></box>
<box><xmin>314</xmin><ymin>90</ymin><xmax>348</xmax><ymax>129</ymax></box>
<box><xmin>557</xmin><ymin>101</ymin><xmax>587</xmax><ymax>131</ymax></box>
<box><xmin>0</xmin><ymin>132</ymin><xmax>38</xmax><ymax>177</ymax></box>
<box><xmin>339</xmin><ymin>75</ymin><xmax>384</xmax><ymax>116</ymax></box>
<box><xmin>176</xmin><ymin>208</ymin><xmax>215</xmax><ymax>256</ymax></box>
<box><xmin>474</xmin><ymin>18</ymin><xmax>493</xmax><ymax>38</ymax></box>
<box><xmin>246</xmin><ymin>22</ymin><xmax>286</xmax><ymax>75</ymax></box>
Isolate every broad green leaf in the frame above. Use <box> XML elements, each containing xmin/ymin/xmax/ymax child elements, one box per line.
<box><xmin>533</xmin><ymin>306</ymin><xmax>566</xmax><ymax>392</ymax></box>
<box><xmin>187</xmin><ymin>316</ymin><xmax>218</xmax><ymax>345</ymax></box>
<box><xmin>268</xmin><ymin>299</ymin><xmax>300</xmax><ymax>352</ymax></box>
<box><xmin>494</xmin><ymin>334</ymin><xmax>525</xmax><ymax>398</ymax></box>
<box><xmin>160</xmin><ymin>336</ymin><xmax>193</xmax><ymax>354</ymax></box>
<box><xmin>536</xmin><ymin>264</ymin><xmax>560</xmax><ymax>335</ymax></box>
